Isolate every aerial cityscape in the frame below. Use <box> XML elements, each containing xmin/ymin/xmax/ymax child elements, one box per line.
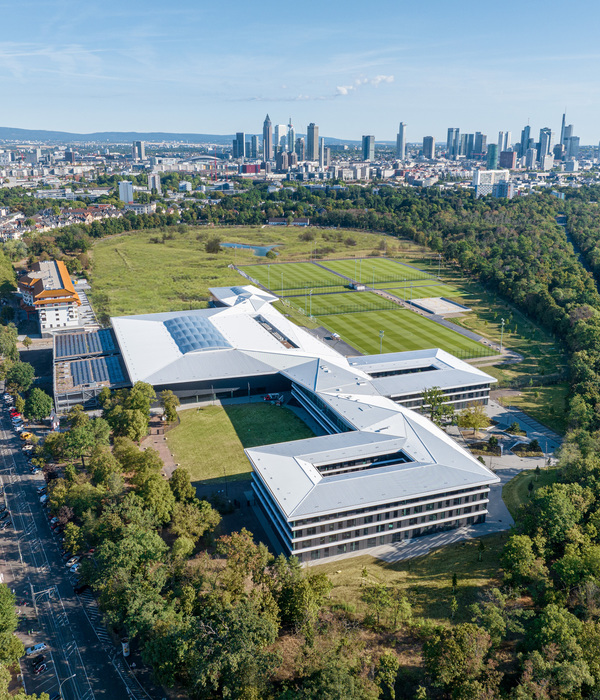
<box><xmin>2</xmin><ymin>1</ymin><xmax>600</xmax><ymax>699</ymax></box>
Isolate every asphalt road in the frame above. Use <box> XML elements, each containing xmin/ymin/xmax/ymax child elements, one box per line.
<box><xmin>0</xmin><ymin>402</ymin><xmax>153</xmax><ymax>700</ymax></box>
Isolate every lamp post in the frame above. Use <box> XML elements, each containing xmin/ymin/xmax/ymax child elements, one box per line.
<box><xmin>309</xmin><ymin>289</ymin><xmax>313</xmax><ymax>318</ymax></box>
<box><xmin>58</xmin><ymin>673</ymin><xmax>76</xmax><ymax>698</ymax></box>
<box><xmin>500</xmin><ymin>318</ymin><xmax>505</xmax><ymax>353</ymax></box>
<box><xmin>267</xmin><ymin>264</ymin><xmax>270</xmax><ymax>290</ymax></box>
<box><xmin>379</xmin><ymin>329</ymin><xmax>384</xmax><ymax>354</ymax></box>
<box><xmin>281</xmin><ymin>271</ymin><xmax>283</xmax><ymax>297</ymax></box>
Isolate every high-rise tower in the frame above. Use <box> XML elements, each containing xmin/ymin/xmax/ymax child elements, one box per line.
<box><xmin>447</xmin><ymin>128</ymin><xmax>459</xmax><ymax>158</ymax></box>
<box><xmin>306</xmin><ymin>123</ymin><xmax>319</xmax><ymax>161</ymax></box>
<box><xmin>263</xmin><ymin>115</ymin><xmax>273</xmax><ymax>161</ymax></box>
<box><xmin>362</xmin><ymin>135</ymin><xmax>375</xmax><ymax>161</ymax></box>
<box><xmin>396</xmin><ymin>122</ymin><xmax>406</xmax><ymax>159</ymax></box>
<box><xmin>287</xmin><ymin>119</ymin><xmax>295</xmax><ymax>153</ymax></box>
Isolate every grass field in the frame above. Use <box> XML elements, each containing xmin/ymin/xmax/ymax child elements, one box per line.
<box><xmin>318</xmin><ymin>309</ymin><xmax>493</xmax><ymax>358</ymax></box>
<box><xmin>322</xmin><ymin>257</ymin><xmax>434</xmax><ymax>284</ymax></box>
<box><xmin>167</xmin><ymin>403</ymin><xmax>314</xmax><ymax>483</ymax></box>
<box><xmin>240</xmin><ymin>261</ymin><xmax>346</xmax><ymax>292</ymax></box>
<box><xmin>502</xmin><ymin>467</ymin><xmax>557</xmax><ymax>519</ymax></box>
<box><xmin>286</xmin><ymin>291</ymin><xmax>398</xmax><ymax>316</ymax></box>
<box><xmin>382</xmin><ymin>283</ymin><xmax>467</xmax><ymax>300</ymax></box>
<box><xmin>502</xmin><ymin>384</ymin><xmax>570</xmax><ymax>435</ymax></box>
<box><xmin>315</xmin><ymin>533</ymin><xmax>505</xmax><ymax>625</ymax></box>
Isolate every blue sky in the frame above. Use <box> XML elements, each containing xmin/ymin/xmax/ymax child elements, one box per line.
<box><xmin>2</xmin><ymin>0</ymin><xmax>600</xmax><ymax>143</ymax></box>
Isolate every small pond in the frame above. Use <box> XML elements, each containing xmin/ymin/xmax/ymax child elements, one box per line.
<box><xmin>220</xmin><ymin>242</ymin><xmax>278</xmax><ymax>257</ymax></box>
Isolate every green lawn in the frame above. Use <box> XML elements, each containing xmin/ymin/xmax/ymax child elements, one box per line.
<box><xmin>499</xmin><ymin>383</ymin><xmax>570</xmax><ymax>435</ymax></box>
<box><xmin>287</xmin><ymin>291</ymin><xmax>398</xmax><ymax>316</ymax></box>
<box><xmin>502</xmin><ymin>467</ymin><xmax>558</xmax><ymax>519</ymax></box>
<box><xmin>240</xmin><ymin>261</ymin><xmax>346</xmax><ymax>292</ymax></box>
<box><xmin>322</xmin><ymin>257</ymin><xmax>434</xmax><ymax>284</ymax></box>
<box><xmin>167</xmin><ymin>403</ymin><xmax>314</xmax><ymax>483</ymax></box>
<box><xmin>314</xmin><ymin>533</ymin><xmax>504</xmax><ymax>625</ymax></box>
<box><xmin>318</xmin><ymin>309</ymin><xmax>493</xmax><ymax>358</ymax></box>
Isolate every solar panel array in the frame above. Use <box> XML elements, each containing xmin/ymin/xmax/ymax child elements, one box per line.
<box><xmin>164</xmin><ymin>315</ymin><xmax>231</xmax><ymax>354</ymax></box>
<box><xmin>56</xmin><ymin>329</ymin><xmax>116</xmax><ymax>359</ymax></box>
<box><xmin>71</xmin><ymin>357</ymin><xmax>124</xmax><ymax>387</ymax></box>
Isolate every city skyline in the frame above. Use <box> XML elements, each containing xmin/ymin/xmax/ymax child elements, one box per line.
<box><xmin>2</xmin><ymin>0</ymin><xmax>600</xmax><ymax>142</ymax></box>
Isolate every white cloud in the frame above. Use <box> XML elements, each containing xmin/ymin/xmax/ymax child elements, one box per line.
<box><xmin>336</xmin><ymin>74</ymin><xmax>394</xmax><ymax>96</ymax></box>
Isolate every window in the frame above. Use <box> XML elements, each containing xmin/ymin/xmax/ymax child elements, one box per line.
<box><xmin>414</xmin><ymin>506</ymin><xmax>422</xmax><ymax>514</ymax></box>
<box><xmin>364</xmin><ymin>515</ymin><xmax>373</xmax><ymax>524</ymax></box>
<box><xmin>307</xmin><ymin>527</ymin><xmax>316</xmax><ymax>536</ymax></box>
<box><xmin>328</xmin><ymin>535</ymin><xmax>337</xmax><ymax>543</ymax></box>
<box><xmin>310</xmin><ymin>550</ymin><xmax>320</xmax><ymax>560</ymax></box>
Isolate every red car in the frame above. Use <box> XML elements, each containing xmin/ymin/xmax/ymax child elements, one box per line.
<box><xmin>9</xmin><ymin>410</ymin><xmax>20</xmax><ymax>417</ymax></box>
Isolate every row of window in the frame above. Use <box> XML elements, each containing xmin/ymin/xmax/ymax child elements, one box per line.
<box><xmin>292</xmin><ymin>487</ymin><xmax>489</xmax><ymax>529</ymax></box>
<box><xmin>292</xmin><ymin>504</ymin><xmax>485</xmax><ymax>551</ymax></box>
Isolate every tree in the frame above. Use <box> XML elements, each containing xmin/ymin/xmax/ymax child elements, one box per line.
<box><xmin>5</xmin><ymin>360</ymin><xmax>34</xmax><ymax>393</ymax></box>
<box><xmin>22</xmin><ymin>336</ymin><xmax>32</xmax><ymax>349</ymax></box>
<box><xmin>421</xmin><ymin>386</ymin><xmax>454</xmax><ymax>426</ymax></box>
<box><xmin>24</xmin><ymin>387</ymin><xmax>53</xmax><ymax>420</ymax></box>
<box><xmin>170</xmin><ymin>501</ymin><xmax>221</xmax><ymax>543</ymax></box>
<box><xmin>422</xmin><ymin>623</ymin><xmax>491</xmax><ymax>688</ymax></box>
<box><xmin>63</xmin><ymin>522</ymin><xmax>85</xmax><ymax>554</ymax></box>
<box><xmin>205</xmin><ymin>236</ymin><xmax>221</xmax><ymax>253</ymax></box>
<box><xmin>14</xmin><ymin>393</ymin><xmax>25</xmax><ymax>415</ymax></box>
<box><xmin>376</xmin><ymin>651</ymin><xmax>400</xmax><ymax>700</ymax></box>
<box><xmin>160</xmin><ymin>390</ymin><xmax>180</xmax><ymax>423</ymax></box>
<box><xmin>169</xmin><ymin>468</ymin><xmax>196</xmax><ymax>503</ymax></box>
<box><xmin>457</xmin><ymin>403</ymin><xmax>491</xmax><ymax>435</ymax></box>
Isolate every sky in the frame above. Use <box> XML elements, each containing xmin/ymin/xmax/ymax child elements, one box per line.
<box><xmin>2</xmin><ymin>0</ymin><xmax>600</xmax><ymax>143</ymax></box>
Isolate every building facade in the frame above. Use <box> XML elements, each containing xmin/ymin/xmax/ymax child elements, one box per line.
<box><xmin>19</xmin><ymin>261</ymin><xmax>81</xmax><ymax>332</ymax></box>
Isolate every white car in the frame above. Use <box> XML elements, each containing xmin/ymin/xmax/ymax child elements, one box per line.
<box><xmin>69</xmin><ymin>563</ymin><xmax>81</xmax><ymax>574</ymax></box>
<box><xmin>25</xmin><ymin>643</ymin><xmax>47</xmax><ymax>656</ymax></box>
<box><xmin>65</xmin><ymin>556</ymin><xmax>80</xmax><ymax>568</ymax></box>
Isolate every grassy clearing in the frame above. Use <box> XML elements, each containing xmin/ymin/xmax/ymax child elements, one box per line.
<box><xmin>241</xmin><ymin>261</ymin><xmax>346</xmax><ymax>292</ymax></box>
<box><xmin>501</xmin><ymin>383</ymin><xmax>569</xmax><ymax>435</ymax></box>
<box><xmin>315</xmin><ymin>533</ymin><xmax>505</xmax><ymax>625</ymax></box>
<box><xmin>167</xmin><ymin>403</ymin><xmax>314</xmax><ymax>483</ymax></box>
<box><xmin>318</xmin><ymin>309</ymin><xmax>493</xmax><ymax>358</ymax></box>
<box><xmin>502</xmin><ymin>467</ymin><xmax>558</xmax><ymax>519</ymax></box>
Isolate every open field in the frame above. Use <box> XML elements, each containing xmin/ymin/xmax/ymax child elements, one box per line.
<box><xmin>502</xmin><ymin>467</ymin><xmax>558</xmax><ymax>519</ymax></box>
<box><xmin>167</xmin><ymin>403</ymin><xmax>314</xmax><ymax>483</ymax></box>
<box><xmin>322</xmin><ymin>257</ymin><xmax>434</xmax><ymax>284</ymax></box>
<box><xmin>286</xmin><ymin>291</ymin><xmax>398</xmax><ymax>316</ymax></box>
<box><xmin>315</xmin><ymin>533</ymin><xmax>505</xmax><ymax>625</ymax></box>
<box><xmin>241</xmin><ymin>261</ymin><xmax>347</xmax><ymax>292</ymax></box>
<box><xmin>318</xmin><ymin>309</ymin><xmax>493</xmax><ymax>358</ymax></box>
<box><xmin>500</xmin><ymin>384</ymin><xmax>570</xmax><ymax>435</ymax></box>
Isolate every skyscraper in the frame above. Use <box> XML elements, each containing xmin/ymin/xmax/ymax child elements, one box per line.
<box><xmin>560</xmin><ymin>112</ymin><xmax>566</xmax><ymax>146</ymax></box>
<box><xmin>306</xmin><ymin>123</ymin><xmax>319</xmax><ymax>161</ymax></box>
<box><xmin>295</xmin><ymin>137</ymin><xmax>305</xmax><ymax>161</ymax></box>
<box><xmin>362</xmin><ymin>135</ymin><xmax>375</xmax><ymax>161</ymax></box>
<box><xmin>319</xmin><ymin>138</ymin><xmax>326</xmax><ymax>167</ymax></box>
<box><xmin>251</xmin><ymin>135</ymin><xmax>259</xmax><ymax>159</ymax></box>
<box><xmin>132</xmin><ymin>141</ymin><xmax>145</xmax><ymax>162</ymax></box>
<box><xmin>263</xmin><ymin>115</ymin><xmax>273</xmax><ymax>161</ymax></box>
<box><xmin>487</xmin><ymin>144</ymin><xmax>498</xmax><ymax>170</ymax></box>
<box><xmin>287</xmin><ymin>119</ymin><xmax>295</xmax><ymax>154</ymax></box>
<box><xmin>566</xmin><ymin>136</ymin><xmax>580</xmax><ymax>159</ymax></box>
<box><xmin>539</xmin><ymin>127</ymin><xmax>553</xmax><ymax>161</ymax></box>
<box><xmin>520</xmin><ymin>125</ymin><xmax>531</xmax><ymax>158</ymax></box>
<box><xmin>474</xmin><ymin>132</ymin><xmax>487</xmax><ymax>156</ymax></box>
<box><xmin>396</xmin><ymin>122</ymin><xmax>406</xmax><ymax>159</ymax></box>
<box><xmin>422</xmin><ymin>136</ymin><xmax>435</xmax><ymax>159</ymax></box>
<box><xmin>148</xmin><ymin>173</ymin><xmax>161</xmax><ymax>194</ymax></box>
<box><xmin>274</xmin><ymin>124</ymin><xmax>287</xmax><ymax>149</ymax></box>
<box><xmin>447</xmin><ymin>128</ymin><xmax>459</xmax><ymax>158</ymax></box>
<box><xmin>233</xmin><ymin>132</ymin><xmax>245</xmax><ymax>159</ymax></box>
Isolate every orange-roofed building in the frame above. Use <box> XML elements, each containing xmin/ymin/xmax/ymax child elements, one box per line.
<box><xmin>18</xmin><ymin>261</ymin><xmax>81</xmax><ymax>332</ymax></box>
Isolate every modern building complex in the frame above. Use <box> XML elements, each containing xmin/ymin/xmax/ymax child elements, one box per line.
<box><xmin>19</xmin><ymin>260</ymin><xmax>81</xmax><ymax>332</ymax></box>
<box><xmin>51</xmin><ymin>285</ymin><xmax>498</xmax><ymax>561</ymax></box>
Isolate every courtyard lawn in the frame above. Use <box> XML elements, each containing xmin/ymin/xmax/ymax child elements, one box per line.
<box><xmin>315</xmin><ymin>533</ymin><xmax>504</xmax><ymax>625</ymax></box>
<box><xmin>318</xmin><ymin>309</ymin><xmax>493</xmax><ymax>358</ymax></box>
<box><xmin>502</xmin><ymin>467</ymin><xmax>558</xmax><ymax>519</ymax></box>
<box><xmin>240</xmin><ymin>261</ymin><xmax>347</xmax><ymax>293</ymax></box>
<box><xmin>167</xmin><ymin>403</ymin><xmax>314</xmax><ymax>483</ymax></box>
<box><xmin>322</xmin><ymin>257</ymin><xmax>434</xmax><ymax>285</ymax></box>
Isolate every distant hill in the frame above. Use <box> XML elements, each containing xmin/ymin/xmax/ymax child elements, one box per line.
<box><xmin>0</xmin><ymin>126</ymin><xmax>367</xmax><ymax>146</ymax></box>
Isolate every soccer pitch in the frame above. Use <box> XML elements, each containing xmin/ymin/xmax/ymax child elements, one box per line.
<box><xmin>381</xmin><ymin>284</ymin><xmax>466</xmax><ymax>300</ymax></box>
<box><xmin>318</xmin><ymin>309</ymin><xmax>492</xmax><ymax>358</ymax></box>
<box><xmin>322</xmin><ymin>257</ymin><xmax>434</xmax><ymax>284</ymax></box>
<box><xmin>240</xmin><ymin>261</ymin><xmax>346</xmax><ymax>292</ymax></box>
<box><xmin>286</xmin><ymin>291</ymin><xmax>398</xmax><ymax>316</ymax></box>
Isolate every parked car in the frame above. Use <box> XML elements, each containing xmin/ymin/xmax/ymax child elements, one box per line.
<box><xmin>74</xmin><ymin>583</ymin><xmax>89</xmax><ymax>595</ymax></box>
<box><xmin>69</xmin><ymin>563</ymin><xmax>81</xmax><ymax>574</ymax></box>
<box><xmin>65</xmin><ymin>556</ymin><xmax>80</xmax><ymax>568</ymax></box>
<box><xmin>25</xmin><ymin>643</ymin><xmax>47</xmax><ymax>656</ymax></box>
<box><xmin>30</xmin><ymin>654</ymin><xmax>44</xmax><ymax>666</ymax></box>
<box><xmin>20</xmin><ymin>432</ymin><xmax>34</xmax><ymax>441</ymax></box>
<box><xmin>34</xmin><ymin>663</ymin><xmax>47</xmax><ymax>675</ymax></box>
<box><xmin>39</xmin><ymin>494</ymin><xmax>48</xmax><ymax>504</ymax></box>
